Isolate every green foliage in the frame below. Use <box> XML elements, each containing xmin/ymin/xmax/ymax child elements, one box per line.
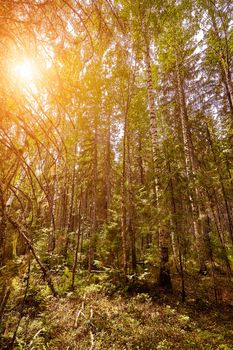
<box><xmin>1</xmin><ymin>1</ymin><xmax>233</xmax><ymax>348</ymax></box>
<box><xmin>2</xmin><ymin>291</ymin><xmax>232</xmax><ymax>350</ymax></box>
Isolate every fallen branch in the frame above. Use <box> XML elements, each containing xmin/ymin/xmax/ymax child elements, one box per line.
<box><xmin>74</xmin><ymin>300</ymin><xmax>85</xmax><ymax>328</ymax></box>
<box><xmin>9</xmin><ymin>255</ymin><xmax>31</xmax><ymax>350</ymax></box>
<box><xmin>7</xmin><ymin>215</ymin><xmax>58</xmax><ymax>297</ymax></box>
<box><xmin>89</xmin><ymin>307</ymin><xmax>95</xmax><ymax>350</ymax></box>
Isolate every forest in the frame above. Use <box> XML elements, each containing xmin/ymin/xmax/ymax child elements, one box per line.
<box><xmin>0</xmin><ymin>0</ymin><xmax>233</xmax><ymax>349</ymax></box>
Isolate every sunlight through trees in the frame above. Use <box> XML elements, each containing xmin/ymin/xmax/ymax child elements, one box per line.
<box><xmin>0</xmin><ymin>1</ymin><xmax>233</xmax><ymax>348</ymax></box>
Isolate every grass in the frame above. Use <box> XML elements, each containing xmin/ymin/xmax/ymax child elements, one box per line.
<box><xmin>2</xmin><ymin>284</ymin><xmax>232</xmax><ymax>350</ymax></box>
<box><xmin>1</xmin><ymin>267</ymin><xmax>233</xmax><ymax>350</ymax></box>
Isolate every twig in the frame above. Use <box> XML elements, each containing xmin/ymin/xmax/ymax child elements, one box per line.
<box><xmin>89</xmin><ymin>307</ymin><xmax>95</xmax><ymax>350</ymax></box>
<box><xmin>89</xmin><ymin>330</ymin><xmax>95</xmax><ymax>350</ymax></box>
<box><xmin>28</xmin><ymin>328</ymin><xmax>44</xmax><ymax>348</ymax></box>
<box><xmin>74</xmin><ymin>300</ymin><xmax>85</xmax><ymax>328</ymax></box>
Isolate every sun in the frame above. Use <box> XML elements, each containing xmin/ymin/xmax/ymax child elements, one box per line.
<box><xmin>15</xmin><ymin>60</ymin><xmax>36</xmax><ymax>82</ymax></box>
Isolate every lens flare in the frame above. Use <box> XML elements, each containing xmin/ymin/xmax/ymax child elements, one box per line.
<box><xmin>15</xmin><ymin>60</ymin><xmax>35</xmax><ymax>81</ymax></box>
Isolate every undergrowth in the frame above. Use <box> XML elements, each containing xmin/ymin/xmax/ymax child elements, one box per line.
<box><xmin>1</xmin><ymin>273</ymin><xmax>233</xmax><ymax>350</ymax></box>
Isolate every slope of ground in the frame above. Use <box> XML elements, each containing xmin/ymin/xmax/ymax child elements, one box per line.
<box><xmin>2</xmin><ymin>285</ymin><xmax>233</xmax><ymax>350</ymax></box>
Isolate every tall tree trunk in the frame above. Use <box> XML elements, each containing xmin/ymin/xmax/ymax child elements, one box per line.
<box><xmin>207</xmin><ymin>7</ymin><xmax>233</xmax><ymax>118</ymax></box>
<box><xmin>48</xmin><ymin>161</ymin><xmax>58</xmax><ymax>252</ymax></box>
<box><xmin>206</xmin><ymin>126</ymin><xmax>233</xmax><ymax>244</ymax></box>
<box><xmin>208</xmin><ymin>193</ymin><xmax>232</xmax><ymax>277</ymax></box>
<box><xmin>0</xmin><ymin>182</ymin><xmax>6</xmax><ymax>267</ymax></box>
<box><xmin>121</xmin><ymin>102</ymin><xmax>128</xmax><ymax>277</ymax></box>
<box><xmin>88</xmin><ymin>117</ymin><xmax>98</xmax><ymax>272</ymax></box>
<box><xmin>137</xmin><ymin>132</ymin><xmax>144</xmax><ymax>185</ymax></box>
<box><xmin>167</xmin><ymin>159</ymin><xmax>185</xmax><ymax>300</ymax></box>
<box><xmin>175</xmin><ymin>47</ymin><xmax>208</xmax><ymax>273</ymax></box>
<box><xmin>145</xmin><ymin>39</ymin><xmax>172</xmax><ymax>289</ymax></box>
<box><xmin>72</xmin><ymin>187</ymin><xmax>82</xmax><ymax>290</ymax></box>
<box><xmin>104</xmin><ymin>115</ymin><xmax>112</xmax><ymax>221</ymax></box>
<box><xmin>126</xmin><ymin>122</ymin><xmax>137</xmax><ymax>274</ymax></box>
<box><xmin>64</xmin><ymin>161</ymin><xmax>76</xmax><ymax>260</ymax></box>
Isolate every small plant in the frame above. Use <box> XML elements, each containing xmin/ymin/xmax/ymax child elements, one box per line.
<box><xmin>156</xmin><ymin>339</ymin><xmax>172</xmax><ymax>350</ymax></box>
<box><xmin>133</xmin><ymin>293</ymin><xmax>152</xmax><ymax>303</ymax></box>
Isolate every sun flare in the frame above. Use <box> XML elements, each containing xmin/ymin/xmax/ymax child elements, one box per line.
<box><xmin>15</xmin><ymin>60</ymin><xmax>36</xmax><ymax>81</ymax></box>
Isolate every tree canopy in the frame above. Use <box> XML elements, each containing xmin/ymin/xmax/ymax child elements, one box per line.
<box><xmin>0</xmin><ymin>1</ymin><xmax>233</xmax><ymax>348</ymax></box>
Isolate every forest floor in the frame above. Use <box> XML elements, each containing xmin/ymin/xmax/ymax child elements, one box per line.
<box><xmin>1</xmin><ymin>273</ymin><xmax>233</xmax><ymax>350</ymax></box>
